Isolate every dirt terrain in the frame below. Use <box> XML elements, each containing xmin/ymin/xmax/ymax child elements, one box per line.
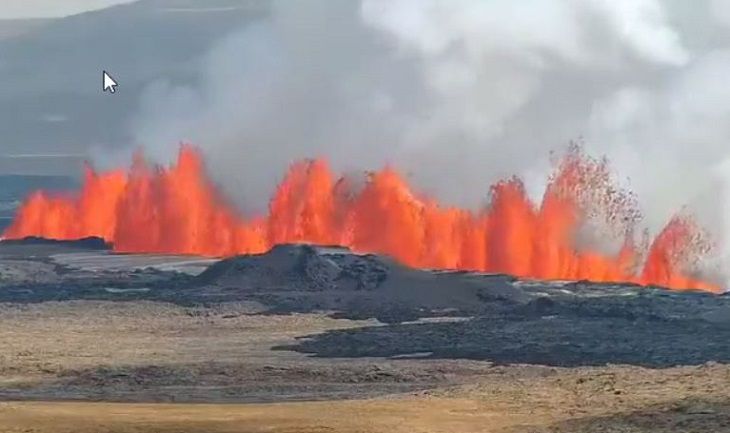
<box><xmin>1</xmin><ymin>240</ymin><xmax>729</xmax><ymax>432</ymax></box>
<box><xmin>2</xmin><ymin>364</ymin><xmax>730</xmax><ymax>432</ymax></box>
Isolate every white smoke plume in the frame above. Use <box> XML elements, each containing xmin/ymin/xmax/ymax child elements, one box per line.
<box><xmin>127</xmin><ymin>0</ymin><xmax>730</xmax><ymax>279</ymax></box>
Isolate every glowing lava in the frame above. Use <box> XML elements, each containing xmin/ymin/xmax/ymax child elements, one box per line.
<box><xmin>3</xmin><ymin>145</ymin><xmax>720</xmax><ymax>292</ymax></box>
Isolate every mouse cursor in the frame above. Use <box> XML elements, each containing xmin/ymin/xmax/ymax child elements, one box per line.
<box><xmin>103</xmin><ymin>71</ymin><xmax>118</xmax><ymax>93</ymax></box>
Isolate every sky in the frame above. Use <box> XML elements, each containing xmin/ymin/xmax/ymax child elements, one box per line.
<box><xmin>0</xmin><ymin>0</ymin><xmax>134</xmax><ymax>19</ymax></box>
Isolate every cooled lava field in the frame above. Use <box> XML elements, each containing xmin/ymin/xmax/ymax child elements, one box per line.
<box><xmin>2</xmin><ymin>238</ymin><xmax>730</xmax><ymax>432</ymax></box>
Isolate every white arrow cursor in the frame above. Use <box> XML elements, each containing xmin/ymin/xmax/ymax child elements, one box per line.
<box><xmin>103</xmin><ymin>71</ymin><xmax>118</xmax><ymax>93</ymax></box>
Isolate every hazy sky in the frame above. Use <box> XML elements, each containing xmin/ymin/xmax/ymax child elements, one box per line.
<box><xmin>0</xmin><ymin>0</ymin><xmax>134</xmax><ymax>19</ymax></box>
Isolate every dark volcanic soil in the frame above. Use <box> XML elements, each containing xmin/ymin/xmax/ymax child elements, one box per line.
<box><xmin>1</xmin><ymin>239</ymin><xmax>730</xmax><ymax>432</ymax></box>
<box><xmin>192</xmin><ymin>245</ymin><xmax>730</xmax><ymax>365</ymax></box>
<box><xmin>2</xmin><ymin>240</ymin><xmax>730</xmax><ymax>370</ymax></box>
<box><xmin>192</xmin><ymin>243</ymin><xmax>525</xmax><ymax>322</ymax></box>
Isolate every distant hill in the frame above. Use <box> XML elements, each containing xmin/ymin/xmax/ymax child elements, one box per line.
<box><xmin>0</xmin><ymin>19</ymin><xmax>51</xmax><ymax>40</ymax></box>
<box><xmin>0</xmin><ymin>0</ymin><xmax>267</xmax><ymax>171</ymax></box>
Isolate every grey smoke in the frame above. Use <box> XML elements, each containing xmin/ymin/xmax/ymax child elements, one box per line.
<box><xmin>127</xmin><ymin>0</ymin><xmax>730</xmax><ymax>277</ymax></box>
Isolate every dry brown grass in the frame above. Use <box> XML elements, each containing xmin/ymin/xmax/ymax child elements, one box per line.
<box><xmin>2</xmin><ymin>302</ymin><xmax>730</xmax><ymax>432</ymax></box>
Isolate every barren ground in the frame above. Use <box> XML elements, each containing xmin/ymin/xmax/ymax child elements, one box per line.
<box><xmin>1</xmin><ymin>243</ymin><xmax>729</xmax><ymax>432</ymax></box>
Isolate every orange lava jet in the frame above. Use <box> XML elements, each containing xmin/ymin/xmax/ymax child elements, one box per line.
<box><xmin>3</xmin><ymin>145</ymin><xmax>720</xmax><ymax>292</ymax></box>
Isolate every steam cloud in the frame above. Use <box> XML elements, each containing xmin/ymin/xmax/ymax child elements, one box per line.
<box><xmin>125</xmin><ymin>0</ymin><xmax>730</xmax><ymax>279</ymax></box>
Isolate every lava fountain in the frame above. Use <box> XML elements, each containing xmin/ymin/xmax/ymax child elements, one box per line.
<box><xmin>3</xmin><ymin>145</ymin><xmax>720</xmax><ymax>292</ymax></box>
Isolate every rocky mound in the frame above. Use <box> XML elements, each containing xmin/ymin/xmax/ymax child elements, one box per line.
<box><xmin>193</xmin><ymin>244</ymin><xmax>525</xmax><ymax>322</ymax></box>
<box><xmin>190</xmin><ymin>244</ymin><xmax>730</xmax><ymax>332</ymax></box>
